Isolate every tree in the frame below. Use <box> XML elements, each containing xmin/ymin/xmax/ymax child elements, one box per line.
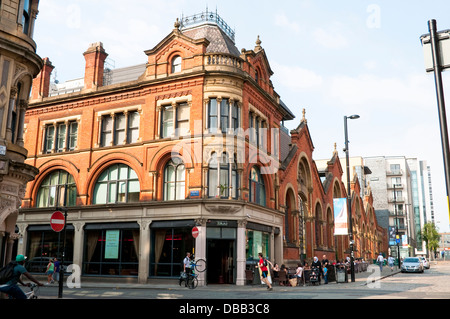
<box><xmin>421</xmin><ymin>222</ymin><xmax>440</xmax><ymax>260</ymax></box>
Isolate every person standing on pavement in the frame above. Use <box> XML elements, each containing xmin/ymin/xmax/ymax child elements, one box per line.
<box><xmin>376</xmin><ymin>253</ymin><xmax>384</xmax><ymax>272</ymax></box>
<box><xmin>257</xmin><ymin>253</ymin><xmax>273</xmax><ymax>291</ymax></box>
<box><xmin>53</xmin><ymin>258</ymin><xmax>60</xmax><ymax>283</ymax></box>
<box><xmin>0</xmin><ymin>255</ymin><xmax>44</xmax><ymax>299</ymax></box>
<box><xmin>45</xmin><ymin>259</ymin><xmax>54</xmax><ymax>284</ymax></box>
<box><xmin>312</xmin><ymin>256</ymin><xmax>322</xmax><ymax>284</ymax></box>
<box><xmin>387</xmin><ymin>255</ymin><xmax>395</xmax><ymax>271</ymax></box>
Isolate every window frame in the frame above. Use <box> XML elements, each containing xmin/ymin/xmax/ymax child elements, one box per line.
<box><xmin>93</xmin><ymin>164</ymin><xmax>140</xmax><ymax>204</ymax></box>
<box><xmin>249</xmin><ymin>166</ymin><xmax>266</xmax><ymax>206</ymax></box>
<box><xmin>36</xmin><ymin>170</ymin><xmax>77</xmax><ymax>208</ymax></box>
<box><xmin>171</xmin><ymin>55</ymin><xmax>182</xmax><ymax>73</ymax></box>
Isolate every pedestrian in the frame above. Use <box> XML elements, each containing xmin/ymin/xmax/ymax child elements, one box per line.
<box><xmin>0</xmin><ymin>255</ymin><xmax>44</xmax><ymax>299</ymax></box>
<box><xmin>45</xmin><ymin>259</ymin><xmax>54</xmax><ymax>284</ymax></box>
<box><xmin>257</xmin><ymin>253</ymin><xmax>273</xmax><ymax>291</ymax></box>
<box><xmin>53</xmin><ymin>258</ymin><xmax>60</xmax><ymax>283</ymax></box>
<box><xmin>311</xmin><ymin>256</ymin><xmax>322</xmax><ymax>283</ymax></box>
<box><xmin>376</xmin><ymin>253</ymin><xmax>384</xmax><ymax>272</ymax></box>
<box><xmin>323</xmin><ymin>264</ymin><xmax>328</xmax><ymax>284</ymax></box>
<box><xmin>388</xmin><ymin>255</ymin><xmax>395</xmax><ymax>271</ymax></box>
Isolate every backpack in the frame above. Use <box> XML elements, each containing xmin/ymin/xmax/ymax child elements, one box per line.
<box><xmin>0</xmin><ymin>261</ymin><xmax>17</xmax><ymax>284</ymax></box>
<box><xmin>263</xmin><ymin>259</ymin><xmax>268</xmax><ymax>267</ymax></box>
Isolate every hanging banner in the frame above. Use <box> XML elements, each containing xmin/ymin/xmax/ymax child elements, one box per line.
<box><xmin>333</xmin><ymin>198</ymin><xmax>348</xmax><ymax>235</ymax></box>
<box><xmin>105</xmin><ymin>230</ymin><xmax>120</xmax><ymax>259</ymax></box>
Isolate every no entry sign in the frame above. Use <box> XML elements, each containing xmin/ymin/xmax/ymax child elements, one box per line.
<box><xmin>50</xmin><ymin>211</ymin><xmax>65</xmax><ymax>232</ymax></box>
<box><xmin>192</xmin><ymin>226</ymin><xmax>199</xmax><ymax>239</ymax></box>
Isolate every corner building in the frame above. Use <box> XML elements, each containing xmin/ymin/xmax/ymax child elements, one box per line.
<box><xmin>20</xmin><ymin>12</ymin><xmax>385</xmax><ymax>285</ymax></box>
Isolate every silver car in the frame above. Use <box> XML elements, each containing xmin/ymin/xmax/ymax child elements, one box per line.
<box><xmin>419</xmin><ymin>256</ymin><xmax>430</xmax><ymax>269</ymax></box>
<box><xmin>401</xmin><ymin>257</ymin><xmax>424</xmax><ymax>273</ymax></box>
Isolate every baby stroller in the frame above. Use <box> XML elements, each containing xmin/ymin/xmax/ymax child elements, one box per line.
<box><xmin>310</xmin><ymin>267</ymin><xmax>320</xmax><ymax>285</ymax></box>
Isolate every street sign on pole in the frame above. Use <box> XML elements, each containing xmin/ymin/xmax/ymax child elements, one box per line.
<box><xmin>192</xmin><ymin>226</ymin><xmax>199</xmax><ymax>239</ymax></box>
<box><xmin>50</xmin><ymin>211</ymin><xmax>65</xmax><ymax>232</ymax></box>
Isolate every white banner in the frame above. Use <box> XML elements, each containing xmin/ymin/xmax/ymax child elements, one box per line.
<box><xmin>333</xmin><ymin>198</ymin><xmax>348</xmax><ymax>235</ymax></box>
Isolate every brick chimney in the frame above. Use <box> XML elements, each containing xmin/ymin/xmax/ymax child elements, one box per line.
<box><xmin>83</xmin><ymin>42</ymin><xmax>108</xmax><ymax>90</ymax></box>
<box><xmin>30</xmin><ymin>57</ymin><xmax>54</xmax><ymax>100</ymax></box>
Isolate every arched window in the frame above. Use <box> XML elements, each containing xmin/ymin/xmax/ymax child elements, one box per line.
<box><xmin>36</xmin><ymin>170</ymin><xmax>77</xmax><ymax>207</ymax></box>
<box><xmin>249</xmin><ymin>166</ymin><xmax>265</xmax><ymax>206</ymax></box>
<box><xmin>93</xmin><ymin>164</ymin><xmax>140</xmax><ymax>204</ymax></box>
<box><xmin>171</xmin><ymin>55</ymin><xmax>182</xmax><ymax>73</ymax></box>
<box><xmin>163</xmin><ymin>158</ymin><xmax>185</xmax><ymax>200</ymax></box>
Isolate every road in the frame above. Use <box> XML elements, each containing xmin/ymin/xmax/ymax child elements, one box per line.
<box><xmin>34</xmin><ymin>261</ymin><xmax>450</xmax><ymax>300</ymax></box>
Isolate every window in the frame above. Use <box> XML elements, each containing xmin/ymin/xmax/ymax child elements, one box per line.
<box><xmin>22</xmin><ymin>0</ymin><xmax>31</xmax><ymax>35</ymax></box>
<box><xmin>83</xmin><ymin>228</ymin><xmax>139</xmax><ymax>276</ymax></box>
<box><xmin>44</xmin><ymin>120</ymin><xmax>78</xmax><ymax>153</ymax></box>
<box><xmin>36</xmin><ymin>170</ymin><xmax>77</xmax><ymax>207</ymax></box>
<box><xmin>100</xmin><ymin>111</ymin><xmax>140</xmax><ymax>146</ymax></box>
<box><xmin>208</xmin><ymin>98</ymin><xmax>239</xmax><ymax>133</ymax></box>
<box><xmin>171</xmin><ymin>56</ymin><xmax>182</xmax><ymax>73</ymax></box>
<box><xmin>163</xmin><ymin>158</ymin><xmax>185</xmax><ymax>201</ymax></box>
<box><xmin>208</xmin><ymin>152</ymin><xmax>238</xmax><ymax>198</ymax></box>
<box><xmin>208</xmin><ymin>99</ymin><xmax>218</xmax><ymax>132</ymax></box>
<box><xmin>249</xmin><ymin>166</ymin><xmax>265</xmax><ymax>206</ymax></box>
<box><xmin>93</xmin><ymin>164</ymin><xmax>140</xmax><ymax>204</ymax></box>
<box><xmin>160</xmin><ymin>102</ymin><xmax>190</xmax><ymax>138</ymax></box>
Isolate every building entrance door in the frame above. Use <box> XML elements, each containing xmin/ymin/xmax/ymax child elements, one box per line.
<box><xmin>206</xmin><ymin>239</ymin><xmax>235</xmax><ymax>284</ymax></box>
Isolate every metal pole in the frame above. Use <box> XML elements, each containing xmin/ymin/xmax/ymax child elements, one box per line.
<box><xmin>394</xmin><ymin>185</ymin><xmax>401</xmax><ymax>265</ymax></box>
<box><xmin>344</xmin><ymin>116</ymin><xmax>355</xmax><ymax>282</ymax></box>
<box><xmin>428</xmin><ymin>19</ymin><xmax>450</xmax><ymax>222</ymax></box>
<box><xmin>58</xmin><ymin>184</ymin><xmax>68</xmax><ymax>299</ymax></box>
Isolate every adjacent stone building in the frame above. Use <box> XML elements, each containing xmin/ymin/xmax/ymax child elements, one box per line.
<box><xmin>0</xmin><ymin>0</ymin><xmax>42</xmax><ymax>266</ymax></box>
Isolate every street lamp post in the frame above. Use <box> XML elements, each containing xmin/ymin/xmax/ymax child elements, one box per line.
<box><xmin>421</xmin><ymin>20</ymin><xmax>450</xmax><ymax>225</ymax></box>
<box><xmin>344</xmin><ymin>114</ymin><xmax>360</xmax><ymax>283</ymax></box>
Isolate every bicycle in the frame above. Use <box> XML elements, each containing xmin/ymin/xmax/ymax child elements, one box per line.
<box><xmin>179</xmin><ymin>258</ymin><xmax>207</xmax><ymax>289</ymax></box>
<box><xmin>26</xmin><ymin>283</ymin><xmax>39</xmax><ymax>299</ymax></box>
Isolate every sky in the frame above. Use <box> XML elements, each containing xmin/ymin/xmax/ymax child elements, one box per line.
<box><xmin>32</xmin><ymin>0</ymin><xmax>450</xmax><ymax>232</ymax></box>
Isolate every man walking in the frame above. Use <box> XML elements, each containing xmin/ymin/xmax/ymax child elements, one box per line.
<box><xmin>257</xmin><ymin>253</ymin><xmax>273</xmax><ymax>291</ymax></box>
<box><xmin>376</xmin><ymin>253</ymin><xmax>384</xmax><ymax>272</ymax></box>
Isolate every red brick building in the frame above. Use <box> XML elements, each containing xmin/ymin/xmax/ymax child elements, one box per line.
<box><xmin>19</xmin><ymin>12</ymin><xmax>387</xmax><ymax>285</ymax></box>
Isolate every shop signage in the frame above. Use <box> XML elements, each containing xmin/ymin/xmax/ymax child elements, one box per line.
<box><xmin>105</xmin><ymin>230</ymin><xmax>120</xmax><ymax>259</ymax></box>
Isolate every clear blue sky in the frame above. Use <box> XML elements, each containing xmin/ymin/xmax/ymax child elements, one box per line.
<box><xmin>33</xmin><ymin>0</ymin><xmax>450</xmax><ymax>232</ymax></box>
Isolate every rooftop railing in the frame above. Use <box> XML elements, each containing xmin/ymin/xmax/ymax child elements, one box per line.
<box><xmin>180</xmin><ymin>10</ymin><xmax>235</xmax><ymax>43</ymax></box>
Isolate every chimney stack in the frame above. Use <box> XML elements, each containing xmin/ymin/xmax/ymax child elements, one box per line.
<box><xmin>83</xmin><ymin>42</ymin><xmax>108</xmax><ymax>90</ymax></box>
<box><xmin>30</xmin><ymin>57</ymin><xmax>54</xmax><ymax>100</ymax></box>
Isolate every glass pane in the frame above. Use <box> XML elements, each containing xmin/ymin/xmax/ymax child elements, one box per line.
<box><xmin>208</xmin><ymin>169</ymin><xmax>218</xmax><ymax>197</ymax></box>
<box><xmin>119</xmin><ymin>165</ymin><xmax>128</xmax><ymax>180</ymax></box>
<box><xmin>128</xmin><ymin>128</ymin><xmax>139</xmax><ymax>143</ymax></box>
<box><xmin>115</xmin><ymin>113</ymin><xmax>126</xmax><ymax>129</ymax></box>
<box><xmin>165</xmin><ymin>182</ymin><xmax>175</xmax><ymax>201</ymax></box>
<box><xmin>37</xmin><ymin>187</ymin><xmax>49</xmax><ymax>207</ymax></box>
<box><xmin>59</xmin><ymin>171</ymin><xmax>67</xmax><ymax>184</ymax></box>
<box><xmin>117</xmin><ymin>181</ymin><xmax>126</xmax><ymax>203</ymax></box>
<box><xmin>49</xmin><ymin>186</ymin><xmax>56</xmax><ymax>206</ymax></box>
<box><xmin>129</xmin><ymin>168</ymin><xmax>138</xmax><ymax>180</ymax></box>
<box><xmin>220</xmin><ymin>169</ymin><xmax>229</xmax><ymax>197</ymax></box>
<box><xmin>176</xmin><ymin>181</ymin><xmax>185</xmax><ymax>200</ymax></box>
<box><xmin>94</xmin><ymin>183</ymin><xmax>107</xmax><ymax>204</ymax></box>
<box><xmin>176</xmin><ymin>165</ymin><xmax>185</xmax><ymax>182</ymax></box>
<box><xmin>109</xmin><ymin>165</ymin><xmax>118</xmax><ymax>180</ymax></box>
<box><xmin>49</xmin><ymin>172</ymin><xmax>59</xmax><ymax>186</ymax></box>
<box><xmin>102</xmin><ymin>132</ymin><xmax>112</xmax><ymax>146</ymax></box>
<box><xmin>98</xmin><ymin>170</ymin><xmax>109</xmax><ymax>182</ymax></box>
<box><xmin>115</xmin><ymin>130</ymin><xmax>125</xmax><ymax>145</ymax></box>
<box><xmin>108</xmin><ymin>183</ymin><xmax>117</xmax><ymax>203</ymax></box>
<box><xmin>177</xmin><ymin>121</ymin><xmax>189</xmax><ymax>136</ymax></box>
<box><xmin>129</xmin><ymin>111</ymin><xmax>139</xmax><ymax>128</ymax></box>
<box><xmin>128</xmin><ymin>180</ymin><xmax>140</xmax><ymax>193</ymax></box>
<box><xmin>177</xmin><ymin>103</ymin><xmax>189</xmax><ymax>121</ymax></box>
<box><xmin>163</xmin><ymin>120</ymin><xmax>173</xmax><ymax>137</ymax></box>
<box><xmin>102</xmin><ymin>116</ymin><xmax>112</xmax><ymax>131</ymax></box>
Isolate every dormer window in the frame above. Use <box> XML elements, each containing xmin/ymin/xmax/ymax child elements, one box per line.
<box><xmin>171</xmin><ymin>56</ymin><xmax>182</xmax><ymax>73</ymax></box>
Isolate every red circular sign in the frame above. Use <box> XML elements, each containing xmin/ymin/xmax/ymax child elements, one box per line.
<box><xmin>192</xmin><ymin>226</ymin><xmax>199</xmax><ymax>239</ymax></box>
<box><xmin>50</xmin><ymin>211</ymin><xmax>65</xmax><ymax>232</ymax></box>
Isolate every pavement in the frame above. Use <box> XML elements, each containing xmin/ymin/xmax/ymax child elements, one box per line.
<box><xmin>36</xmin><ymin>264</ymin><xmax>401</xmax><ymax>291</ymax></box>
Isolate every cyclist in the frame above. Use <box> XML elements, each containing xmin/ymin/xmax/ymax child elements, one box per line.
<box><xmin>0</xmin><ymin>255</ymin><xmax>44</xmax><ymax>299</ymax></box>
<box><xmin>182</xmin><ymin>252</ymin><xmax>193</xmax><ymax>286</ymax></box>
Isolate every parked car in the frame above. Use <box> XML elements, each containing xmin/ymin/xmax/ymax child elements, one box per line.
<box><xmin>25</xmin><ymin>257</ymin><xmax>55</xmax><ymax>273</ymax></box>
<box><xmin>401</xmin><ymin>257</ymin><xmax>424</xmax><ymax>273</ymax></box>
<box><xmin>419</xmin><ymin>256</ymin><xmax>430</xmax><ymax>269</ymax></box>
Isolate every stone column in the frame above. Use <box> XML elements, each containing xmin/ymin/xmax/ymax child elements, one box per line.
<box><xmin>137</xmin><ymin>219</ymin><xmax>151</xmax><ymax>284</ymax></box>
<box><xmin>236</xmin><ymin>219</ymin><xmax>247</xmax><ymax>286</ymax></box>
<box><xmin>194</xmin><ymin>218</ymin><xmax>207</xmax><ymax>286</ymax></box>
